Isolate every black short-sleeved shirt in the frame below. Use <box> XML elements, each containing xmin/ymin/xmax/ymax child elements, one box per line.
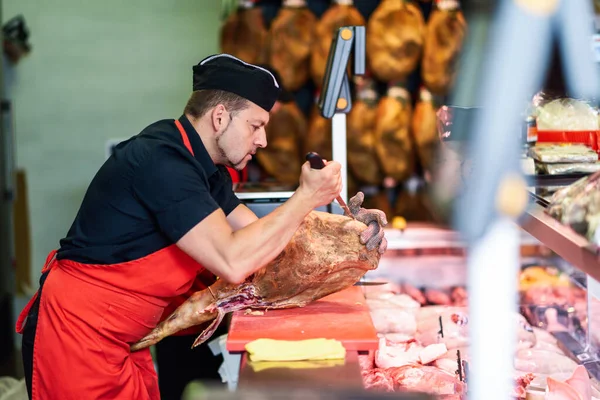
<box><xmin>57</xmin><ymin>115</ymin><xmax>241</xmax><ymax>265</ymax></box>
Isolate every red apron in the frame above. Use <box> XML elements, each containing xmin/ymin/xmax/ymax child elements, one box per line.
<box><xmin>16</xmin><ymin>120</ymin><xmax>217</xmax><ymax>399</ymax></box>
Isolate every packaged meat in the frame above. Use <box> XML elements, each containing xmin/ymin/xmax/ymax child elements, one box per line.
<box><xmin>220</xmin><ymin>0</ymin><xmax>268</xmax><ymax>64</ymax></box>
<box><xmin>310</xmin><ymin>0</ymin><xmax>365</xmax><ymax>87</ymax></box>
<box><xmin>367</xmin><ymin>0</ymin><xmax>426</xmax><ymax>82</ymax></box>
<box><xmin>528</xmin><ymin>144</ymin><xmax>598</xmax><ymax>163</ymax></box>
<box><xmin>374</xmin><ymin>84</ymin><xmax>415</xmax><ymax>182</ymax></box>
<box><xmin>536</xmin><ymin>98</ymin><xmax>600</xmax><ymax>131</ymax></box>
<box><xmin>266</xmin><ymin>0</ymin><xmax>316</xmax><ymax>91</ymax></box>
<box><xmin>386</xmin><ymin>364</ymin><xmax>466</xmax><ymax>396</ymax></box>
<box><xmin>536</xmin><ymin>161</ymin><xmax>600</xmax><ymax>175</ymax></box>
<box><xmin>514</xmin><ymin>349</ymin><xmax>578</xmax><ymax>375</ymax></box>
<box><xmin>347</xmin><ymin>76</ymin><xmax>383</xmax><ymax>186</ymax></box>
<box><xmin>411</xmin><ymin>87</ymin><xmax>440</xmax><ymax>173</ymax></box>
<box><xmin>421</xmin><ymin>0</ymin><xmax>467</xmax><ymax>95</ymax></box>
<box><xmin>255</xmin><ymin>101</ymin><xmax>305</xmax><ymax>185</ymax></box>
<box><xmin>370</xmin><ymin>308</ymin><xmax>418</xmax><ymax>336</ymax></box>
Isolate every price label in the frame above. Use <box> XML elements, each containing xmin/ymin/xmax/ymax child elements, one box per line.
<box><xmin>592</xmin><ymin>34</ymin><xmax>600</xmax><ymax>63</ymax></box>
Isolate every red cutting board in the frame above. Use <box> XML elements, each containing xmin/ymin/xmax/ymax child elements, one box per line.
<box><xmin>226</xmin><ymin>286</ymin><xmax>378</xmax><ymax>352</ymax></box>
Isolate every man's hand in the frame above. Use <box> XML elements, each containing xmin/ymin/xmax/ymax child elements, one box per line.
<box><xmin>348</xmin><ymin>192</ymin><xmax>388</xmax><ymax>255</ymax></box>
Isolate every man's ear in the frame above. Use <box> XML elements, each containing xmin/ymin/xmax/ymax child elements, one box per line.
<box><xmin>210</xmin><ymin>104</ymin><xmax>227</xmax><ymax>132</ymax></box>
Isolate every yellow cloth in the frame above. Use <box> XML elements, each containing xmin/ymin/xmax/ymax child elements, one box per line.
<box><xmin>245</xmin><ymin>338</ymin><xmax>346</xmax><ymax>362</ymax></box>
<box><xmin>248</xmin><ymin>359</ymin><xmax>345</xmax><ymax>373</ymax></box>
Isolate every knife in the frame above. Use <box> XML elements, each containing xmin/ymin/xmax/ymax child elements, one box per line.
<box><xmin>305</xmin><ymin>152</ymin><xmax>354</xmax><ymax>219</ymax></box>
<box><xmin>354</xmin><ymin>281</ymin><xmax>388</xmax><ymax>286</ymax></box>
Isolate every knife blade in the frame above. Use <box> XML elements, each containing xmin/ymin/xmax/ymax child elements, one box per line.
<box><xmin>305</xmin><ymin>152</ymin><xmax>354</xmax><ymax>219</ymax></box>
<box><xmin>353</xmin><ymin>281</ymin><xmax>388</xmax><ymax>286</ymax></box>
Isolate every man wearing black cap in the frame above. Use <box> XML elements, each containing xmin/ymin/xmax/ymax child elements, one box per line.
<box><xmin>17</xmin><ymin>53</ymin><xmax>387</xmax><ymax>400</ymax></box>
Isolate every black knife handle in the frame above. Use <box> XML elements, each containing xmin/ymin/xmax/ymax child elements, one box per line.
<box><xmin>305</xmin><ymin>152</ymin><xmax>325</xmax><ymax>170</ymax></box>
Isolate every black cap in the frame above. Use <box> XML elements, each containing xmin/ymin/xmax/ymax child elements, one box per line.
<box><xmin>255</xmin><ymin>64</ymin><xmax>295</xmax><ymax>104</ymax></box>
<box><xmin>192</xmin><ymin>54</ymin><xmax>282</xmax><ymax>112</ymax></box>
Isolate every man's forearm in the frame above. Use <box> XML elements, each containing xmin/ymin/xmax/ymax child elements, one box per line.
<box><xmin>224</xmin><ymin>190</ymin><xmax>314</xmax><ymax>280</ymax></box>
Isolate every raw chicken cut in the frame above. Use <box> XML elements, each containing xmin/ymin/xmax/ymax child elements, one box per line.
<box><xmin>366</xmin><ymin>0</ymin><xmax>426</xmax><ymax>82</ymax></box>
<box><xmin>512</xmin><ymin>372</ymin><xmax>536</xmax><ymax>399</ymax></box>
<box><xmin>310</xmin><ymin>0</ymin><xmax>365</xmax><ymax>87</ymax></box>
<box><xmin>546</xmin><ymin>365</ymin><xmax>593</xmax><ymax>400</ymax></box>
<box><xmin>255</xmin><ymin>101</ymin><xmax>305</xmax><ymax>185</ymax></box>
<box><xmin>220</xmin><ymin>1</ymin><xmax>268</xmax><ymax>65</ymax></box>
<box><xmin>514</xmin><ymin>349</ymin><xmax>578</xmax><ymax>375</ymax></box>
<box><xmin>421</xmin><ymin>1</ymin><xmax>467</xmax><ymax>95</ymax></box>
<box><xmin>366</xmin><ymin>294</ymin><xmax>421</xmax><ymax>311</ymax></box>
<box><xmin>416</xmin><ymin>307</ymin><xmax>469</xmax><ymax>349</ymax></box>
<box><xmin>130</xmin><ymin>210</ymin><xmax>383</xmax><ymax>350</ymax></box>
<box><xmin>374</xmin><ymin>84</ymin><xmax>415</xmax><ymax>182</ymax></box>
<box><xmin>347</xmin><ymin>77</ymin><xmax>383</xmax><ymax>186</ymax></box>
<box><xmin>370</xmin><ymin>308</ymin><xmax>417</xmax><ymax>336</ymax></box>
<box><xmin>386</xmin><ymin>364</ymin><xmax>466</xmax><ymax>396</ymax></box>
<box><xmin>375</xmin><ymin>338</ymin><xmax>423</xmax><ymax>369</ymax></box>
<box><xmin>266</xmin><ymin>0</ymin><xmax>316</xmax><ymax>91</ymax></box>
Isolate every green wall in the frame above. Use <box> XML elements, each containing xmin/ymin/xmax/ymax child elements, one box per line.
<box><xmin>3</xmin><ymin>0</ymin><xmax>223</xmax><ymax>285</ymax></box>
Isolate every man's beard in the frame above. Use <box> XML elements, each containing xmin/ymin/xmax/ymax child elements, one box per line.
<box><xmin>216</xmin><ymin>127</ymin><xmax>246</xmax><ymax>170</ymax></box>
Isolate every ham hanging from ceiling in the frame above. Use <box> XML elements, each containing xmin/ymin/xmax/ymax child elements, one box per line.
<box><xmin>255</xmin><ymin>101</ymin><xmax>306</xmax><ymax>185</ymax></box>
<box><xmin>411</xmin><ymin>86</ymin><xmax>440</xmax><ymax>174</ymax></box>
<box><xmin>367</xmin><ymin>0</ymin><xmax>426</xmax><ymax>82</ymax></box>
<box><xmin>266</xmin><ymin>0</ymin><xmax>317</xmax><ymax>92</ymax></box>
<box><xmin>310</xmin><ymin>0</ymin><xmax>365</xmax><ymax>88</ymax></box>
<box><xmin>220</xmin><ymin>0</ymin><xmax>268</xmax><ymax>65</ymax></box>
<box><xmin>421</xmin><ymin>1</ymin><xmax>467</xmax><ymax>95</ymax></box>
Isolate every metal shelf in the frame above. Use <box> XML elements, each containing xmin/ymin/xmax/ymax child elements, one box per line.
<box><xmin>520</xmin><ymin>200</ymin><xmax>600</xmax><ymax>282</ymax></box>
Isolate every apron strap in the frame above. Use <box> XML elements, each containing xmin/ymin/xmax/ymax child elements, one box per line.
<box><xmin>175</xmin><ymin>120</ymin><xmax>195</xmax><ymax>156</ymax></box>
<box><xmin>16</xmin><ymin>249</ymin><xmax>58</xmax><ymax>334</ymax></box>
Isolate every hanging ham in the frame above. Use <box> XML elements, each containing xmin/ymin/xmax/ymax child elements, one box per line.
<box><xmin>421</xmin><ymin>1</ymin><xmax>468</xmax><ymax>95</ymax></box>
<box><xmin>266</xmin><ymin>0</ymin><xmax>317</xmax><ymax>91</ymax></box>
<box><xmin>255</xmin><ymin>101</ymin><xmax>306</xmax><ymax>185</ymax></box>
<box><xmin>366</xmin><ymin>0</ymin><xmax>426</xmax><ymax>82</ymax></box>
<box><xmin>411</xmin><ymin>86</ymin><xmax>440</xmax><ymax>174</ymax></box>
<box><xmin>304</xmin><ymin>94</ymin><xmax>332</xmax><ymax>161</ymax></box>
<box><xmin>310</xmin><ymin>0</ymin><xmax>365</xmax><ymax>88</ymax></box>
<box><xmin>347</xmin><ymin>76</ymin><xmax>383</xmax><ymax>186</ymax></box>
<box><xmin>374</xmin><ymin>84</ymin><xmax>415</xmax><ymax>183</ymax></box>
<box><xmin>220</xmin><ymin>0</ymin><xmax>268</xmax><ymax>64</ymax></box>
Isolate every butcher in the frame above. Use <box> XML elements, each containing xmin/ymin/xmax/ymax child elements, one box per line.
<box><xmin>15</xmin><ymin>53</ymin><xmax>387</xmax><ymax>400</ymax></box>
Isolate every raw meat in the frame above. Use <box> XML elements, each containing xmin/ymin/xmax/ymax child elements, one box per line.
<box><xmin>130</xmin><ymin>210</ymin><xmax>382</xmax><ymax>350</ymax></box>
<box><xmin>402</xmin><ymin>282</ymin><xmax>428</xmax><ymax>305</ymax></box>
<box><xmin>411</xmin><ymin>86</ymin><xmax>439</xmax><ymax>173</ymax></box>
<box><xmin>386</xmin><ymin>364</ymin><xmax>466</xmax><ymax>396</ymax></box>
<box><xmin>374</xmin><ymin>84</ymin><xmax>415</xmax><ymax>182</ymax></box>
<box><xmin>266</xmin><ymin>0</ymin><xmax>316</xmax><ymax>91</ymax></box>
<box><xmin>513</xmin><ymin>372</ymin><xmax>536</xmax><ymax>399</ymax></box>
<box><xmin>366</xmin><ymin>294</ymin><xmax>421</xmax><ymax>311</ymax></box>
<box><xmin>310</xmin><ymin>0</ymin><xmax>365</xmax><ymax>87</ymax></box>
<box><xmin>370</xmin><ymin>308</ymin><xmax>417</xmax><ymax>336</ymax></box>
<box><xmin>514</xmin><ymin>349</ymin><xmax>578</xmax><ymax>375</ymax></box>
<box><xmin>220</xmin><ymin>2</ymin><xmax>268</xmax><ymax>65</ymax></box>
<box><xmin>383</xmin><ymin>333</ymin><xmax>417</xmax><ymax>344</ymax></box>
<box><xmin>434</xmin><ymin>358</ymin><xmax>460</xmax><ymax>375</ymax></box>
<box><xmin>419</xmin><ymin>343</ymin><xmax>448</xmax><ymax>364</ymax></box>
<box><xmin>546</xmin><ymin>365</ymin><xmax>592</xmax><ymax>400</ymax></box>
<box><xmin>450</xmin><ymin>287</ymin><xmax>468</xmax><ymax>307</ymax></box>
<box><xmin>366</xmin><ymin>0</ymin><xmax>426</xmax><ymax>82</ymax></box>
<box><xmin>359</xmin><ymin>351</ymin><xmax>375</xmax><ymax>371</ymax></box>
<box><xmin>421</xmin><ymin>2</ymin><xmax>467</xmax><ymax>95</ymax></box>
<box><xmin>347</xmin><ymin>77</ymin><xmax>383</xmax><ymax>186</ymax></box>
<box><xmin>362</xmin><ymin>368</ymin><xmax>395</xmax><ymax>392</ymax></box>
<box><xmin>416</xmin><ymin>307</ymin><xmax>469</xmax><ymax>349</ymax></box>
<box><xmin>305</xmin><ymin>101</ymin><xmax>332</xmax><ymax>161</ymax></box>
<box><xmin>375</xmin><ymin>338</ymin><xmax>423</xmax><ymax>369</ymax></box>
<box><xmin>255</xmin><ymin>101</ymin><xmax>305</xmax><ymax>185</ymax></box>
<box><xmin>424</xmin><ymin>288</ymin><xmax>452</xmax><ymax>305</ymax></box>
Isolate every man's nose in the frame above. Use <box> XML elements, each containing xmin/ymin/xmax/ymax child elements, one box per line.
<box><xmin>256</xmin><ymin>128</ymin><xmax>267</xmax><ymax>148</ymax></box>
